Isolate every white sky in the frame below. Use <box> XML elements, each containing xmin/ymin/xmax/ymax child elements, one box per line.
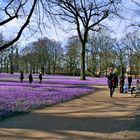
<box><xmin>0</xmin><ymin>0</ymin><xmax>140</xmax><ymax>48</ymax></box>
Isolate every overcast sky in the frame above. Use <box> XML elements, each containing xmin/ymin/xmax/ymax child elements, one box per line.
<box><xmin>0</xmin><ymin>0</ymin><xmax>139</xmax><ymax>48</ymax></box>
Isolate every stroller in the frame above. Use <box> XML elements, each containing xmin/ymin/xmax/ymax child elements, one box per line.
<box><xmin>131</xmin><ymin>79</ymin><xmax>140</xmax><ymax>97</ymax></box>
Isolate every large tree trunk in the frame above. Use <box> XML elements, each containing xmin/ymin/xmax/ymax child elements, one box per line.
<box><xmin>53</xmin><ymin>64</ymin><xmax>56</xmax><ymax>75</ymax></box>
<box><xmin>80</xmin><ymin>43</ymin><xmax>86</xmax><ymax>80</ymax></box>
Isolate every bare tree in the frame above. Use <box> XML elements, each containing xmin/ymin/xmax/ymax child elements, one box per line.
<box><xmin>46</xmin><ymin>0</ymin><xmax>121</xmax><ymax>79</ymax></box>
<box><xmin>113</xmin><ymin>42</ymin><xmax>127</xmax><ymax>76</ymax></box>
<box><xmin>122</xmin><ymin>31</ymin><xmax>140</xmax><ymax>76</ymax></box>
<box><xmin>86</xmin><ymin>30</ymin><xmax>115</xmax><ymax>77</ymax></box>
<box><xmin>19</xmin><ymin>37</ymin><xmax>63</xmax><ymax>74</ymax></box>
<box><xmin>64</xmin><ymin>37</ymin><xmax>80</xmax><ymax>75</ymax></box>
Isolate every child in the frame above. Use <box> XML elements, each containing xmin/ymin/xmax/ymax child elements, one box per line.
<box><xmin>123</xmin><ymin>81</ymin><xmax>128</xmax><ymax>93</ymax></box>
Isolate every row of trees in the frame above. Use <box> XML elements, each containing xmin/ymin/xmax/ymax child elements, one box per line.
<box><xmin>0</xmin><ymin>0</ymin><xmax>140</xmax><ymax>79</ymax></box>
<box><xmin>0</xmin><ymin>0</ymin><xmax>123</xmax><ymax>80</ymax></box>
<box><xmin>0</xmin><ymin>29</ymin><xmax>140</xmax><ymax>77</ymax></box>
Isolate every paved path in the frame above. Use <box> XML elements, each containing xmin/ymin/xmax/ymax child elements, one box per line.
<box><xmin>0</xmin><ymin>86</ymin><xmax>140</xmax><ymax>140</ymax></box>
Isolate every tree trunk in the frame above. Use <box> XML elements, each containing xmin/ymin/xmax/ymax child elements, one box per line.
<box><xmin>41</xmin><ymin>66</ymin><xmax>45</xmax><ymax>75</ymax></box>
<box><xmin>53</xmin><ymin>64</ymin><xmax>56</xmax><ymax>75</ymax></box>
<box><xmin>105</xmin><ymin>64</ymin><xmax>108</xmax><ymax>76</ymax></box>
<box><xmin>80</xmin><ymin>43</ymin><xmax>86</xmax><ymax>80</ymax></box>
<box><xmin>10</xmin><ymin>62</ymin><xmax>14</xmax><ymax>74</ymax></box>
<box><xmin>6</xmin><ymin>62</ymin><xmax>8</xmax><ymax>73</ymax></box>
<box><xmin>0</xmin><ymin>57</ymin><xmax>2</xmax><ymax>72</ymax></box>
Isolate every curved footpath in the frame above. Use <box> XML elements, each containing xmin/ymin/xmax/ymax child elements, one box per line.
<box><xmin>0</xmin><ymin>85</ymin><xmax>140</xmax><ymax>140</ymax></box>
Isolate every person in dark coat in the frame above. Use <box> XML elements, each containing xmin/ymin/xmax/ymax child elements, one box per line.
<box><xmin>107</xmin><ymin>70</ymin><xmax>118</xmax><ymax>97</ymax></box>
<box><xmin>29</xmin><ymin>73</ymin><xmax>33</xmax><ymax>83</ymax></box>
<box><xmin>20</xmin><ymin>71</ymin><xmax>24</xmax><ymax>83</ymax></box>
<box><xmin>128</xmin><ymin>74</ymin><xmax>132</xmax><ymax>89</ymax></box>
<box><xmin>39</xmin><ymin>72</ymin><xmax>42</xmax><ymax>83</ymax></box>
<box><xmin>113</xmin><ymin>72</ymin><xmax>118</xmax><ymax>88</ymax></box>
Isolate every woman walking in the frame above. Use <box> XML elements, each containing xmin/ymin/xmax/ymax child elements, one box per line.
<box><xmin>29</xmin><ymin>73</ymin><xmax>33</xmax><ymax>83</ymax></box>
<box><xmin>107</xmin><ymin>70</ymin><xmax>118</xmax><ymax>97</ymax></box>
<box><xmin>20</xmin><ymin>71</ymin><xmax>24</xmax><ymax>83</ymax></box>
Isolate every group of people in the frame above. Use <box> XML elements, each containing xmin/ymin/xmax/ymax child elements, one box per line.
<box><xmin>20</xmin><ymin>71</ymin><xmax>43</xmax><ymax>83</ymax></box>
<box><xmin>106</xmin><ymin>69</ymin><xmax>139</xmax><ymax>97</ymax></box>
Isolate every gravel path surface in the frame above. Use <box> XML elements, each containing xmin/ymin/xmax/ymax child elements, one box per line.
<box><xmin>0</xmin><ymin>85</ymin><xmax>140</xmax><ymax>140</ymax></box>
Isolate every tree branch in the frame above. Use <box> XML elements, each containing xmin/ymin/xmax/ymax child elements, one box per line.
<box><xmin>0</xmin><ymin>0</ymin><xmax>37</xmax><ymax>51</ymax></box>
<box><xmin>0</xmin><ymin>0</ymin><xmax>29</xmax><ymax>26</ymax></box>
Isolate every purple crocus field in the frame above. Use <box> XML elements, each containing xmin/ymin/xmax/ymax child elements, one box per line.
<box><xmin>0</xmin><ymin>73</ymin><xmax>137</xmax><ymax>120</ymax></box>
<box><xmin>0</xmin><ymin>73</ymin><xmax>107</xmax><ymax>120</ymax></box>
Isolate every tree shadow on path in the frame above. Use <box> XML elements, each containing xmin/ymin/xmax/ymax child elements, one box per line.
<box><xmin>0</xmin><ymin>86</ymin><xmax>140</xmax><ymax>140</ymax></box>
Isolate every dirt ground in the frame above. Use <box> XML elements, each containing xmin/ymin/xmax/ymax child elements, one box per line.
<box><xmin>0</xmin><ymin>85</ymin><xmax>140</xmax><ymax>140</ymax></box>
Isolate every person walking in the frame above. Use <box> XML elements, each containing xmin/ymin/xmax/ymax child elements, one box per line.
<box><xmin>113</xmin><ymin>71</ymin><xmax>118</xmax><ymax>88</ymax></box>
<box><xmin>128</xmin><ymin>74</ymin><xmax>132</xmax><ymax>89</ymax></box>
<box><xmin>29</xmin><ymin>73</ymin><xmax>33</xmax><ymax>83</ymax></box>
<box><xmin>107</xmin><ymin>70</ymin><xmax>118</xmax><ymax>97</ymax></box>
<box><xmin>39</xmin><ymin>72</ymin><xmax>42</xmax><ymax>83</ymax></box>
<box><xmin>20</xmin><ymin>71</ymin><xmax>24</xmax><ymax>83</ymax></box>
